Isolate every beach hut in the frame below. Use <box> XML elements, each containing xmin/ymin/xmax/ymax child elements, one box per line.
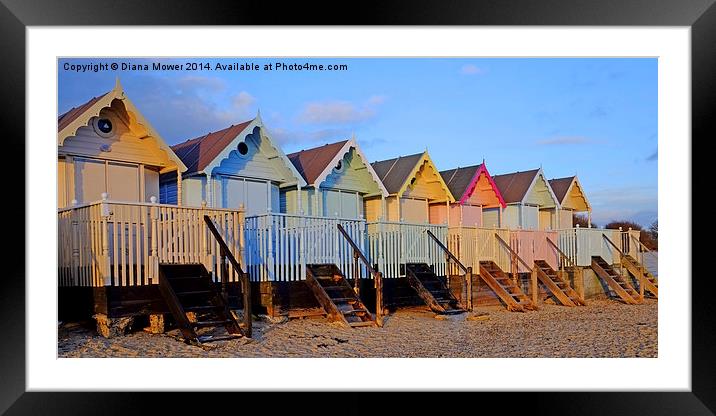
<box><xmin>438</xmin><ymin>162</ymin><xmax>506</xmax><ymax>227</ymax></box>
<box><xmin>548</xmin><ymin>176</ymin><xmax>592</xmax><ymax>229</ymax></box>
<box><xmin>58</xmin><ymin>80</ymin><xmax>250</xmax><ymax>341</ymax></box>
<box><xmin>492</xmin><ymin>168</ymin><xmax>559</xmax><ymax>230</ymax></box>
<box><xmin>164</xmin><ymin>113</ymin><xmax>306</xmax><ymax>214</ymax></box>
<box><xmin>367</xmin><ymin>151</ymin><xmax>455</xmax><ymax>223</ymax></box>
<box><xmin>58</xmin><ymin>79</ymin><xmax>186</xmax><ymax>207</ymax></box>
<box><xmin>284</xmin><ymin>138</ymin><xmax>388</xmax><ymax>218</ymax></box>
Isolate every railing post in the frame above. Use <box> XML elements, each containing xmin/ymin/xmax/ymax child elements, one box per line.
<box><xmin>201</xmin><ymin>201</ymin><xmax>213</xmax><ymax>278</ymax></box>
<box><xmin>238</xmin><ymin>205</ymin><xmax>246</xmax><ymax>270</ymax></box>
<box><xmin>70</xmin><ymin>200</ymin><xmax>80</xmax><ymax>286</ymax></box>
<box><xmin>353</xmin><ymin>250</ymin><xmax>360</xmax><ymax>296</ymax></box>
<box><xmin>220</xmin><ymin>247</ymin><xmax>229</xmax><ymax>301</ymax></box>
<box><xmin>300</xmin><ymin>212</ymin><xmax>306</xmax><ymax>280</ymax></box>
<box><xmin>149</xmin><ymin>196</ymin><xmax>159</xmax><ymax>284</ymax></box>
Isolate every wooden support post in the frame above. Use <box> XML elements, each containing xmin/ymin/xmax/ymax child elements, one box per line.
<box><xmin>531</xmin><ymin>267</ymin><xmax>538</xmax><ymax>305</ymax></box>
<box><xmin>466</xmin><ymin>266</ymin><xmax>473</xmax><ymax>311</ymax></box>
<box><xmin>375</xmin><ymin>271</ymin><xmax>383</xmax><ymax>327</ymax></box>
<box><xmin>242</xmin><ymin>271</ymin><xmax>252</xmax><ymax>338</ymax></box>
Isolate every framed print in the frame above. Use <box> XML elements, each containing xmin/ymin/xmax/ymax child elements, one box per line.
<box><xmin>2</xmin><ymin>0</ymin><xmax>710</xmax><ymax>413</ymax></box>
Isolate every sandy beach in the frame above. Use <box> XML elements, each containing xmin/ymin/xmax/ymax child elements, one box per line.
<box><xmin>58</xmin><ymin>298</ymin><xmax>657</xmax><ymax>358</ymax></box>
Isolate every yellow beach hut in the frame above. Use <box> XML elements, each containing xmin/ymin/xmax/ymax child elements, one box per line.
<box><xmin>548</xmin><ymin>176</ymin><xmax>592</xmax><ymax>228</ymax></box>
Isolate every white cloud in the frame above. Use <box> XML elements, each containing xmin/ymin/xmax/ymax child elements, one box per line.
<box><xmin>232</xmin><ymin>91</ymin><xmax>256</xmax><ymax>110</ymax></box>
<box><xmin>536</xmin><ymin>136</ymin><xmax>593</xmax><ymax>146</ymax></box>
<box><xmin>460</xmin><ymin>64</ymin><xmax>486</xmax><ymax>75</ymax></box>
<box><xmin>366</xmin><ymin>95</ymin><xmax>388</xmax><ymax>106</ymax></box>
<box><xmin>298</xmin><ymin>100</ymin><xmax>376</xmax><ymax>125</ymax></box>
<box><xmin>269</xmin><ymin>127</ymin><xmax>351</xmax><ymax>146</ymax></box>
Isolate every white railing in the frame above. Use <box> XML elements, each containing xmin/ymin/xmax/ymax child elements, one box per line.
<box><xmin>244</xmin><ymin>212</ymin><xmax>366</xmax><ymax>282</ymax></box>
<box><xmin>621</xmin><ymin>229</ymin><xmax>642</xmax><ymax>259</ymax></box>
<box><xmin>509</xmin><ymin>229</ymin><xmax>559</xmax><ymax>273</ymax></box>
<box><xmin>366</xmin><ymin>221</ymin><xmax>448</xmax><ymax>279</ymax></box>
<box><xmin>58</xmin><ymin>196</ymin><xmax>245</xmax><ymax>287</ymax></box>
<box><xmin>447</xmin><ymin>226</ymin><xmax>511</xmax><ymax>274</ymax></box>
<box><xmin>557</xmin><ymin>227</ymin><xmax>622</xmax><ymax>267</ymax></box>
<box><xmin>447</xmin><ymin>227</ymin><xmax>558</xmax><ymax>274</ymax></box>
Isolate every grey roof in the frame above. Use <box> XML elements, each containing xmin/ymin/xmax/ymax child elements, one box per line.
<box><xmin>492</xmin><ymin>169</ymin><xmax>540</xmax><ymax>203</ymax></box>
<box><xmin>548</xmin><ymin>176</ymin><xmax>576</xmax><ymax>204</ymax></box>
<box><xmin>370</xmin><ymin>153</ymin><xmax>424</xmax><ymax>195</ymax></box>
<box><xmin>440</xmin><ymin>164</ymin><xmax>483</xmax><ymax>201</ymax></box>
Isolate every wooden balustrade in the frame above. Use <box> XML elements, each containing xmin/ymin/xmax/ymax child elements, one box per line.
<box><xmin>556</xmin><ymin>227</ymin><xmax>623</xmax><ymax>267</ymax></box>
<box><xmin>58</xmin><ymin>195</ymin><xmax>245</xmax><ymax>287</ymax></box>
<box><xmin>366</xmin><ymin>221</ymin><xmax>448</xmax><ymax>279</ymax></box>
<box><xmin>244</xmin><ymin>212</ymin><xmax>366</xmax><ymax>282</ymax></box>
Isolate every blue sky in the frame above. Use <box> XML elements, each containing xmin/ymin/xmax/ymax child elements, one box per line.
<box><xmin>58</xmin><ymin>58</ymin><xmax>657</xmax><ymax>227</ymax></box>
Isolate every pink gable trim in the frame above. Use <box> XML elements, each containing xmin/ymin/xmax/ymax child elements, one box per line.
<box><xmin>458</xmin><ymin>163</ymin><xmax>507</xmax><ymax>208</ymax></box>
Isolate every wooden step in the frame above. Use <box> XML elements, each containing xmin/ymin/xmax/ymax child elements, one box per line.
<box><xmin>349</xmin><ymin>321</ymin><xmax>376</xmax><ymax>327</ymax></box>
<box><xmin>157</xmin><ymin>263</ymin><xmax>246</xmax><ymax>345</ymax></box>
<box><xmin>193</xmin><ymin>319</ymin><xmax>233</xmax><ymax>328</ymax></box>
<box><xmin>176</xmin><ymin>290</ymin><xmax>212</xmax><ymax>296</ymax></box>
<box><xmin>197</xmin><ymin>334</ymin><xmax>243</xmax><ymax>343</ymax></box>
<box><xmin>184</xmin><ymin>305</ymin><xmax>221</xmax><ymax>312</ymax></box>
<box><xmin>305</xmin><ymin>263</ymin><xmax>376</xmax><ymax>328</ymax></box>
<box><xmin>406</xmin><ymin>263</ymin><xmax>465</xmax><ymax>315</ymax></box>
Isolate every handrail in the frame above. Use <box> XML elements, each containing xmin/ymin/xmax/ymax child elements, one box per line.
<box><xmin>59</xmin><ymin>198</ymin><xmax>246</xmax><ymax>214</ymax></box>
<box><xmin>630</xmin><ymin>234</ymin><xmax>657</xmax><ymax>255</ymax></box>
<box><xmin>245</xmin><ymin>211</ymin><xmax>368</xmax><ymax>223</ymax></box>
<box><xmin>495</xmin><ymin>233</ymin><xmax>533</xmax><ymax>273</ymax></box>
<box><xmin>336</xmin><ymin>224</ymin><xmax>384</xmax><ymax>327</ymax></box>
<box><xmin>204</xmin><ymin>215</ymin><xmax>252</xmax><ymax>337</ymax></box>
<box><xmin>426</xmin><ymin>229</ymin><xmax>472</xmax><ymax>311</ymax></box>
<box><xmin>426</xmin><ymin>229</ymin><xmax>468</xmax><ymax>274</ymax></box>
<box><xmin>602</xmin><ymin>233</ymin><xmax>626</xmax><ymax>257</ymax></box>
<box><xmin>546</xmin><ymin>237</ymin><xmax>576</xmax><ymax>268</ymax></box>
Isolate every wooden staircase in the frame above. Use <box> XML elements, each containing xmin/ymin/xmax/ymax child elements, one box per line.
<box><xmin>305</xmin><ymin>264</ymin><xmax>376</xmax><ymax>328</ymax></box>
<box><xmin>534</xmin><ymin>260</ymin><xmax>585</xmax><ymax>306</ymax></box>
<box><xmin>405</xmin><ymin>263</ymin><xmax>466</xmax><ymax>315</ymax></box>
<box><xmin>621</xmin><ymin>255</ymin><xmax>658</xmax><ymax>298</ymax></box>
<box><xmin>158</xmin><ymin>264</ymin><xmax>245</xmax><ymax>345</ymax></box>
<box><xmin>478</xmin><ymin>260</ymin><xmax>537</xmax><ymax>312</ymax></box>
<box><xmin>590</xmin><ymin>256</ymin><xmax>642</xmax><ymax>304</ymax></box>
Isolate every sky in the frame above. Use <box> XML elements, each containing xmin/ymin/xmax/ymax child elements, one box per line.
<box><xmin>58</xmin><ymin>58</ymin><xmax>658</xmax><ymax>227</ymax></box>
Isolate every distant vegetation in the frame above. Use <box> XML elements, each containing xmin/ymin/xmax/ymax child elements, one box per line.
<box><xmin>572</xmin><ymin>213</ymin><xmax>594</xmax><ymax>228</ymax></box>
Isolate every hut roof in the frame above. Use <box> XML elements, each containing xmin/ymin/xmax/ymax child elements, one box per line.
<box><xmin>171</xmin><ymin>120</ymin><xmax>254</xmax><ymax>175</ymax></box>
<box><xmin>548</xmin><ymin>176</ymin><xmax>576</xmax><ymax>204</ymax></box>
<box><xmin>287</xmin><ymin>139</ymin><xmax>388</xmax><ymax>195</ymax></box>
<box><xmin>58</xmin><ymin>92</ymin><xmax>111</xmax><ymax>132</ymax></box>
<box><xmin>371</xmin><ymin>151</ymin><xmax>454</xmax><ymax>201</ymax></box>
<box><xmin>371</xmin><ymin>153</ymin><xmax>425</xmax><ymax>195</ymax></box>
<box><xmin>287</xmin><ymin>140</ymin><xmax>350</xmax><ymax>185</ymax></box>
<box><xmin>57</xmin><ymin>78</ymin><xmax>187</xmax><ymax>173</ymax></box>
<box><xmin>492</xmin><ymin>169</ymin><xmax>541</xmax><ymax>203</ymax></box>
<box><xmin>440</xmin><ymin>163</ymin><xmax>506</xmax><ymax>207</ymax></box>
<box><xmin>549</xmin><ymin>176</ymin><xmax>591</xmax><ymax>210</ymax></box>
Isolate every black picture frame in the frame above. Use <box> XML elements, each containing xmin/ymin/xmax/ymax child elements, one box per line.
<box><xmin>1</xmin><ymin>0</ymin><xmax>708</xmax><ymax>414</ymax></box>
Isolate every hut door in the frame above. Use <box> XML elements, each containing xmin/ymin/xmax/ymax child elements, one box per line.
<box><xmin>400</xmin><ymin>197</ymin><xmax>428</xmax><ymax>223</ymax></box>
